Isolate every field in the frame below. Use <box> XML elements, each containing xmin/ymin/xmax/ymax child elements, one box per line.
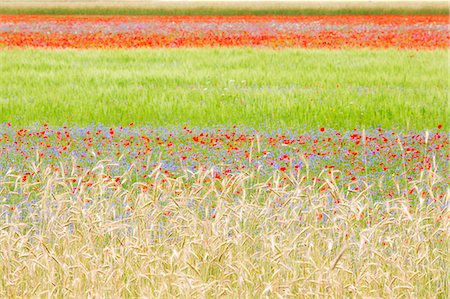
<box><xmin>1</xmin><ymin>49</ymin><xmax>448</xmax><ymax>129</ymax></box>
<box><xmin>0</xmin><ymin>2</ymin><xmax>449</xmax><ymax>298</ymax></box>
<box><xmin>1</xmin><ymin>1</ymin><xmax>448</xmax><ymax>16</ymax></box>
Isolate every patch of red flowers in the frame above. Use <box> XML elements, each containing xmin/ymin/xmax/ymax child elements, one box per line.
<box><xmin>0</xmin><ymin>15</ymin><xmax>448</xmax><ymax>49</ymax></box>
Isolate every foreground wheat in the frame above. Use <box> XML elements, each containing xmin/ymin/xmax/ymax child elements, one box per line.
<box><xmin>0</xmin><ymin>160</ymin><xmax>448</xmax><ymax>298</ymax></box>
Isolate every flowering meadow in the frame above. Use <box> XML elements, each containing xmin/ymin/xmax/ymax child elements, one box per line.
<box><xmin>0</xmin><ymin>5</ymin><xmax>449</xmax><ymax>298</ymax></box>
<box><xmin>1</xmin><ymin>124</ymin><xmax>448</xmax><ymax>197</ymax></box>
<box><xmin>1</xmin><ymin>15</ymin><xmax>449</xmax><ymax>49</ymax></box>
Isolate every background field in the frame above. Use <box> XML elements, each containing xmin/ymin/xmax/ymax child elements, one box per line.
<box><xmin>1</xmin><ymin>49</ymin><xmax>447</xmax><ymax>130</ymax></box>
<box><xmin>1</xmin><ymin>1</ymin><xmax>448</xmax><ymax>15</ymax></box>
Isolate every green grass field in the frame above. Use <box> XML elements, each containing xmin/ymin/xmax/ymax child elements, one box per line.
<box><xmin>1</xmin><ymin>49</ymin><xmax>448</xmax><ymax>130</ymax></box>
<box><xmin>1</xmin><ymin>1</ymin><xmax>448</xmax><ymax>16</ymax></box>
<box><xmin>2</xmin><ymin>6</ymin><xmax>448</xmax><ymax>16</ymax></box>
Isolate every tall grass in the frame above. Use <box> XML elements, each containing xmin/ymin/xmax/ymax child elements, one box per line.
<box><xmin>1</xmin><ymin>49</ymin><xmax>448</xmax><ymax>130</ymax></box>
<box><xmin>0</xmin><ymin>160</ymin><xmax>448</xmax><ymax>297</ymax></box>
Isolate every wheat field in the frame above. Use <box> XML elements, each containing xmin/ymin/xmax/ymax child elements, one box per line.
<box><xmin>1</xmin><ymin>160</ymin><xmax>448</xmax><ymax>297</ymax></box>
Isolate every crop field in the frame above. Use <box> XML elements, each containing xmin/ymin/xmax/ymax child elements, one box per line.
<box><xmin>1</xmin><ymin>49</ymin><xmax>448</xmax><ymax>129</ymax></box>
<box><xmin>0</xmin><ymin>2</ymin><xmax>449</xmax><ymax>298</ymax></box>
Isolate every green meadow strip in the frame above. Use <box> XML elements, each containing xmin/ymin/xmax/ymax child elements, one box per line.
<box><xmin>0</xmin><ymin>48</ymin><xmax>448</xmax><ymax>130</ymax></box>
<box><xmin>0</xmin><ymin>4</ymin><xmax>448</xmax><ymax>16</ymax></box>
